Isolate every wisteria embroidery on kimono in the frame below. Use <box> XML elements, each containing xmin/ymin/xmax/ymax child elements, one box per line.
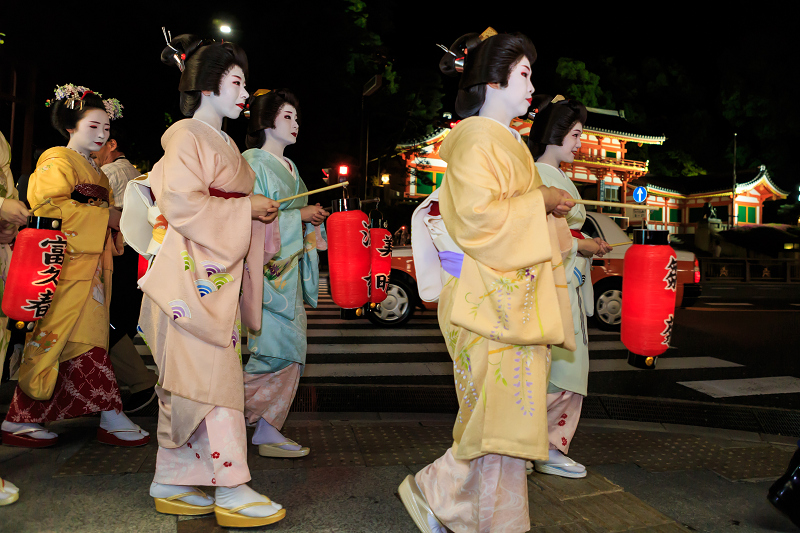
<box><xmin>512</xmin><ymin>345</ymin><xmax>549</xmax><ymax>417</ymax></box>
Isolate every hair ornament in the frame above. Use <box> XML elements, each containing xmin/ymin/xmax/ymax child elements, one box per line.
<box><xmin>103</xmin><ymin>98</ymin><xmax>124</xmax><ymax>120</ymax></box>
<box><xmin>162</xmin><ymin>27</ymin><xmax>185</xmax><ymax>72</ymax></box>
<box><xmin>244</xmin><ymin>89</ymin><xmax>272</xmax><ymax>118</ymax></box>
<box><xmin>53</xmin><ymin>83</ymin><xmax>99</xmax><ymax>111</ymax></box>
<box><xmin>551</xmin><ymin>94</ymin><xmax>566</xmax><ymax>104</ymax></box>
<box><xmin>438</xmin><ymin>27</ymin><xmax>500</xmax><ymax>81</ymax></box>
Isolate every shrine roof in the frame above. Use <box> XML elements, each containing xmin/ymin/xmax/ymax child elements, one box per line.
<box><xmin>631</xmin><ymin>165</ymin><xmax>788</xmax><ymax>198</ymax></box>
<box><xmin>396</xmin><ymin>127</ymin><xmax>449</xmax><ymax>150</ymax></box>
<box><xmin>583</xmin><ymin>108</ymin><xmax>666</xmax><ymax>145</ymax></box>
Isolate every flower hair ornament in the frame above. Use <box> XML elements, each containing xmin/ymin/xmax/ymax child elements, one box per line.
<box><xmin>45</xmin><ymin>83</ymin><xmax>124</xmax><ymax>120</ymax></box>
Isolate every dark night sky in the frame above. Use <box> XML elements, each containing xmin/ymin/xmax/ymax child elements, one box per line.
<box><xmin>2</xmin><ymin>1</ymin><xmax>796</xmax><ymax>193</ymax></box>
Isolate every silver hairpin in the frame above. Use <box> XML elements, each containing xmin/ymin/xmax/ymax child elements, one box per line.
<box><xmin>436</xmin><ymin>44</ymin><xmax>457</xmax><ymax>57</ymax></box>
<box><xmin>162</xmin><ymin>26</ymin><xmax>185</xmax><ymax>72</ymax></box>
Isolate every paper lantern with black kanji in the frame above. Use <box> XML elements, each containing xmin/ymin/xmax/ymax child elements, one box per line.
<box><xmin>327</xmin><ymin>198</ymin><xmax>370</xmax><ymax>309</ymax></box>
<box><xmin>621</xmin><ymin>229</ymin><xmax>678</xmax><ymax>369</ymax></box>
<box><xmin>2</xmin><ymin>216</ymin><xmax>67</xmax><ymax>330</ymax></box>
<box><xmin>368</xmin><ymin>210</ymin><xmax>392</xmax><ymax>304</ymax></box>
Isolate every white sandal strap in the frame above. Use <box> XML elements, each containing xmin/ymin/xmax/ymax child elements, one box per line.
<box><xmin>12</xmin><ymin>427</ymin><xmax>53</xmax><ymax>437</ymax></box>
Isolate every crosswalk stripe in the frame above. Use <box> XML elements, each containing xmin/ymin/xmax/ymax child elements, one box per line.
<box><xmin>677</xmin><ymin>376</ymin><xmax>800</xmax><ymax>398</ymax></box>
<box><xmin>590</xmin><ymin>356</ymin><xmax>741</xmax><ymax>372</ymax></box>
<box><xmin>307</xmin><ymin>343</ymin><xmax>447</xmax><ymax>354</ymax></box>
<box><xmin>303</xmin><ymin>362</ymin><xmax>452</xmax><ymax>377</ymax></box>
<box><xmin>307</xmin><ymin>329</ymin><xmax>442</xmax><ymax>337</ymax></box>
<box><xmin>300</xmin><ymin>356</ymin><xmax>742</xmax><ymax>377</ymax></box>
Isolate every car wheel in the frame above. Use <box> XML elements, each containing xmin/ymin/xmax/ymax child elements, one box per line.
<box><xmin>366</xmin><ymin>276</ymin><xmax>415</xmax><ymax>327</ymax></box>
<box><xmin>593</xmin><ymin>279</ymin><xmax>622</xmax><ymax>331</ymax></box>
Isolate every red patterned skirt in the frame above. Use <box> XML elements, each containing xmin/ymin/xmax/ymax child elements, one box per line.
<box><xmin>5</xmin><ymin>347</ymin><xmax>123</xmax><ymax>423</ymax></box>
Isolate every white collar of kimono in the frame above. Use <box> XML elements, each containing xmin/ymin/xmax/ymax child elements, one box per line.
<box><xmin>192</xmin><ymin>118</ymin><xmax>231</xmax><ymax>147</ymax></box>
<box><xmin>262</xmin><ymin>149</ymin><xmax>297</xmax><ymax>180</ymax></box>
<box><xmin>482</xmin><ymin>116</ymin><xmax>523</xmax><ymax>144</ymax></box>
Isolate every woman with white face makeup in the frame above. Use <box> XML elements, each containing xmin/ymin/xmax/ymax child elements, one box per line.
<box><xmin>241</xmin><ymin>89</ymin><xmax>328</xmax><ymax>459</ymax></box>
<box><xmin>138</xmin><ymin>33</ymin><xmax>284</xmax><ymax>528</ymax></box>
<box><xmin>400</xmin><ymin>29</ymin><xmax>577</xmax><ymax>533</ymax></box>
<box><xmin>1</xmin><ymin>86</ymin><xmax>151</xmax><ymax>450</ymax></box>
<box><xmin>528</xmin><ymin>96</ymin><xmax>611</xmax><ymax>480</ymax></box>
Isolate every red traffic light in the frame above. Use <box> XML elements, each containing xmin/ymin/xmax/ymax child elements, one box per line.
<box><xmin>338</xmin><ymin>165</ymin><xmax>349</xmax><ymax>176</ymax></box>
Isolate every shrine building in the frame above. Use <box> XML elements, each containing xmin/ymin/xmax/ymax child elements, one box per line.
<box><xmin>395</xmin><ymin>107</ymin><xmax>787</xmax><ymax>234</ymax></box>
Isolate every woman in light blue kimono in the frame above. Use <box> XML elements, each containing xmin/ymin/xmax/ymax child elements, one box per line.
<box><xmin>242</xmin><ymin>89</ymin><xmax>328</xmax><ymax>458</ymax></box>
<box><xmin>528</xmin><ymin>95</ymin><xmax>611</xmax><ymax>478</ymax></box>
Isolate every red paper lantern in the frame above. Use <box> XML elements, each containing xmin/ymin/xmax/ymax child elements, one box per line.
<box><xmin>621</xmin><ymin>229</ymin><xmax>678</xmax><ymax>369</ymax></box>
<box><xmin>327</xmin><ymin>198</ymin><xmax>370</xmax><ymax>309</ymax></box>
<box><xmin>2</xmin><ymin>216</ymin><xmax>67</xmax><ymax>331</ymax></box>
<box><xmin>368</xmin><ymin>210</ymin><xmax>392</xmax><ymax>304</ymax></box>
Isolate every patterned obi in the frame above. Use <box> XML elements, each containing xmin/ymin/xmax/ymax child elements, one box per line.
<box><xmin>71</xmin><ymin>183</ymin><xmax>110</xmax><ymax>206</ymax></box>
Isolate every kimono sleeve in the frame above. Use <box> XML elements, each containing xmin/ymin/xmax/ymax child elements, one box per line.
<box><xmin>28</xmin><ymin>156</ymin><xmax>109</xmax><ymax>254</ymax></box>
<box><xmin>439</xmin><ymin>136</ymin><xmax>553</xmax><ymax>273</ymax></box>
<box><xmin>157</xmin><ymin>128</ymin><xmax>251</xmax><ymax>254</ymax></box>
<box><xmin>253</xmin><ymin>159</ymin><xmax>303</xmax><ymax>261</ymax></box>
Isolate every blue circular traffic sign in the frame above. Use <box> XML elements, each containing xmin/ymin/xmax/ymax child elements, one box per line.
<box><xmin>633</xmin><ymin>186</ymin><xmax>648</xmax><ymax>203</ymax></box>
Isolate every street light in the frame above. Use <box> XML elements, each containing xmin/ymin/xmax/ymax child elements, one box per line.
<box><xmin>219</xmin><ymin>25</ymin><xmax>232</xmax><ymax>34</ymax></box>
<box><xmin>381</xmin><ymin>174</ymin><xmax>390</xmax><ymax>185</ymax></box>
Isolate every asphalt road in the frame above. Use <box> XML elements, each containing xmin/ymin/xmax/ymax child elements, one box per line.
<box><xmin>588</xmin><ymin>282</ymin><xmax>800</xmax><ymax>409</ymax></box>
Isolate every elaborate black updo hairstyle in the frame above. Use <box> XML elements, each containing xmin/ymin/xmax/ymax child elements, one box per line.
<box><xmin>160</xmin><ymin>34</ymin><xmax>249</xmax><ymax>117</ymax></box>
<box><xmin>51</xmin><ymin>92</ymin><xmax>106</xmax><ymax>139</ymax></box>
<box><xmin>439</xmin><ymin>31</ymin><xmax>537</xmax><ymax>118</ymax></box>
<box><xmin>245</xmin><ymin>89</ymin><xmax>301</xmax><ymax>149</ymax></box>
<box><xmin>527</xmin><ymin>95</ymin><xmax>587</xmax><ymax>159</ymax></box>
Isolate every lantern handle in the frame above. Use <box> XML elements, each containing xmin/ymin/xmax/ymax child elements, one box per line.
<box><xmin>29</xmin><ymin>198</ymin><xmax>53</xmax><ymax>214</ymax></box>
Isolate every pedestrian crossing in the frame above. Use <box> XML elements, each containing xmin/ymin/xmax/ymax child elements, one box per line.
<box><xmin>134</xmin><ymin>277</ymin><xmax>780</xmax><ymax>399</ymax></box>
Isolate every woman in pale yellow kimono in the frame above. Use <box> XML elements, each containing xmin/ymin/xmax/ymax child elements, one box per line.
<box><xmin>140</xmin><ymin>33</ymin><xmax>284</xmax><ymax>528</ymax></box>
<box><xmin>1</xmin><ymin>87</ymin><xmax>149</xmax><ymax>449</ymax></box>
<box><xmin>0</xmin><ymin>130</ymin><xmax>28</xmax><ymax>506</ymax></box>
<box><xmin>529</xmin><ymin>96</ymin><xmax>611</xmax><ymax>478</ymax></box>
<box><xmin>399</xmin><ymin>30</ymin><xmax>577</xmax><ymax>533</ymax></box>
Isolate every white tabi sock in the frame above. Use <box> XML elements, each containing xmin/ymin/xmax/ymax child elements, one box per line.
<box><xmin>215</xmin><ymin>484</ymin><xmax>283</xmax><ymax>518</ymax></box>
<box><xmin>1</xmin><ymin>420</ymin><xmax>57</xmax><ymax>440</ymax></box>
<box><xmin>99</xmin><ymin>410</ymin><xmax>150</xmax><ymax>441</ymax></box>
<box><xmin>149</xmin><ymin>482</ymin><xmax>214</xmax><ymax>506</ymax></box>
<box><xmin>540</xmin><ymin>449</ymin><xmax>586</xmax><ymax>473</ymax></box>
<box><xmin>252</xmin><ymin>418</ymin><xmax>301</xmax><ymax>450</ymax></box>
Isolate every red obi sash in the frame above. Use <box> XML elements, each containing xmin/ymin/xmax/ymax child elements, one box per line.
<box><xmin>209</xmin><ymin>188</ymin><xmax>247</xmax><ymax>199</ymax></box>
<box><xmin>148</xmin><ymin>188</ymin><xmax>247</xmax><ymax>202</ymax></box>
<box><xmin>570</xmin><ymin>229</ymin><xmax>585</xmax><ymax>240</ymax></box>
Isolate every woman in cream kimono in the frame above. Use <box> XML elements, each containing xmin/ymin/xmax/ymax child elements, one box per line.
<box><xmin>400</xmin><ymin>30</ymin><xmax>577</xmax><ymax>533</ymax></box>
<box><xmin>0</xmin><ymin>130</ymin><xmax>28</xmax><ymax>506</ymax></box>
<box><xmin>529</xmin><ymin>96</ymin><xmax>611</xmax><ymax>478</ymax></box>
<box><xmin>1</xmin><ymin>87</ymin><xmax>149</xmax><ymax>449</ymax></box>
<box><xmin>140</xmin><ymin>34</ymin><xmax>283</xmax><ymax>528</ymax></box>
<box><xmin>241</xmin><ymin>89</ymin><xmax>328</xmax><ymax>458</ymax></box>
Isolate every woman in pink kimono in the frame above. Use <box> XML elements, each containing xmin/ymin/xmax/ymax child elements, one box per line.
<box><xmin>138</xmin><ymin>33</ymin><xmax>284</xmax><ymax>528</ymax></box>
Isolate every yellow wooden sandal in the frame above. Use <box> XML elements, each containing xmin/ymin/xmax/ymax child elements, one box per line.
<box><xmin>0</xmin><ymin>478</ymin><xmax>19</xmax><ymax>506</ymax></box>
<box><xmin>214</xmin><ymin>496</ymin><xmax>286</xmax><ymax>527</ymax></box>
<box><xmin>153</xmin><ymin>489</ymin><xmax>215</xmax><ymax>515</ymax></box>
